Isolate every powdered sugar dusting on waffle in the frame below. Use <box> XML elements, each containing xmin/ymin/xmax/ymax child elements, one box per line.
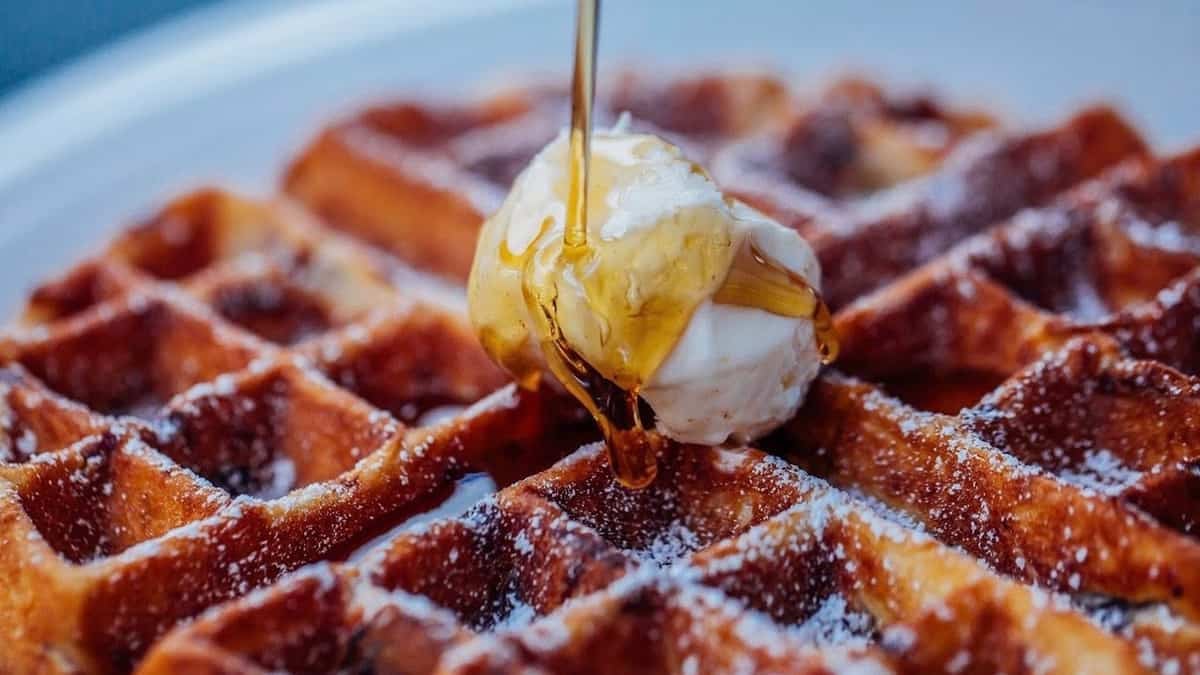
<box><xmin>791</xmin><ymin>594</ymin><xmax>876</xmax><ymax>648</ymax></box>
<box><xmin>1057</xmin><ymin>449</ymin><xmax>1145</xmax><ymax>496</ymax></box>
<box><xmin>7</xmin><ymin>71</ymin><xmax>1199</xmax><ymax>675</ymax></box>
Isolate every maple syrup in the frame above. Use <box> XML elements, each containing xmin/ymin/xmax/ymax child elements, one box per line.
<box><xmin>467</xmin><ymin>0</ymin><xmax>837</xmax><ymax>490</ymax></box>
<box><xmin>546</xmin><ymin>0</ymin><xmax>664</xmax><ymax>488</ymax></box>
<box><xmin>564</xmin><ymin>0</ymin><xmax>598</xmax><ymax>253</ymax></box>
<box><xmin>713</xmin><ymin>238</ymin><xmax>839</xmax><ymax>364</ymax></box>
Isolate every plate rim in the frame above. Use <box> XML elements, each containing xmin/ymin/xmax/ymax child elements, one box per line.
<box><xmin>0</xmin><ymin>0</ymin><xmax>546</xmax><ymax>191</ymax></box>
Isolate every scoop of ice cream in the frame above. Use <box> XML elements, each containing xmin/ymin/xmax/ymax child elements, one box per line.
<box><xmin>641</xmin><ymin>201</ymin><xmax>823</xmax><ymax>444</ymax></box>
<box><xmin>467</xmin><ymin>128</ymin><xmax>827</xmax><ymax>446</ymax></box>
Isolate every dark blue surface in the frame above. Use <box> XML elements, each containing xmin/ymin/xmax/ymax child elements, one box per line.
<box><xmin>0</xmin><ymin>0</ymin><xmax>217</xmax><ymax>94</ymax></box>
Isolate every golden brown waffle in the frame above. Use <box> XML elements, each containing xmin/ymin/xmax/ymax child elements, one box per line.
<box><xmin>282</xmin><ymin>71</ymin><xmax>796</xmax><ymax>282</ymax></box>
<box><xmin>283</xmin><ymin>71</ymin><xmax>1145</xmax><ymax>309</ymax></box>
<box><xmin>774</xmin><ymin>147</ymin><xmax>1200</xmax><ymax>672</ymax></box>
<box><xmin>2</xmin><ymin>71</ymin><xmax>1197</xmax><ymax>674</ymax></box>
<box><xmin>0</xmin><ymin>191</ymin><xmax>592</xmax><ymax>673</ymax></box>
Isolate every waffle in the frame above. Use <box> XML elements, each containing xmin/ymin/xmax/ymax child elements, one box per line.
<box><xmin>283</xmin><ymin>71</ymin><xmax>1144</xmax><ymax>308</ymax></box>
<box><xmin>1</xmin><ymin>70</ymin><xmax>1196</xmax><ymax>674</ymax></box>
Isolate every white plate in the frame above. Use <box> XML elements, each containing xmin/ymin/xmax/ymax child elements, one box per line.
<box><xmin>0</xmin><ymin>0</ymin><xmax>1197</xmax><ymax>314</ymax></box>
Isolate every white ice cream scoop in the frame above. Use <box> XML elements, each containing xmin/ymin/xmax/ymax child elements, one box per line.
<box><xmin>467</xmin><ymin>127</ymin><xmax>835</xmax><ymax>451</ymax></box>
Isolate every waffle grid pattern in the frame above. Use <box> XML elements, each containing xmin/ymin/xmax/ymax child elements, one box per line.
<box><xmin>1</xmin><ymin>72</ymin><xmax>1197</xmax><ymax>674</ymax></box>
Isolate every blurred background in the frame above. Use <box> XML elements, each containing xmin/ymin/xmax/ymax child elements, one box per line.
<box><xmin>0</xmin><ymin>0</ymin><xmax>1198</xmax><ymax>311</ymax></box>
<box><xmin>2</xmin><ymin>1</ymin><xmax>217</xmax><ymax>94</ymax></box>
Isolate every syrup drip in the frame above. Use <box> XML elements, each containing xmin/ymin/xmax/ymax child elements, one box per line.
<box><xmin>538</xmin><ymin>320</ymin><xmax>664</xmax><ymax>489</ymax></box>
<box><xmin>713</xmin><ymin>239</ymin><xmax>840</xmax><ymax>364</ymax></box>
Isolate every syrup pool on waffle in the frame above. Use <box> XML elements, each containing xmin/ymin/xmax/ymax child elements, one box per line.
<box><xmin>467</xmin><ymin>0</ymin><xmax>837</xmax><ymax>489</ymax></box>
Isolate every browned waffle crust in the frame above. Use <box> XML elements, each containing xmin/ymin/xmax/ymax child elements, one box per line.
<box><xmin>2</xmin><ymin>71</ymin><xmax>1197</xmax><ymax>674</ymax></box>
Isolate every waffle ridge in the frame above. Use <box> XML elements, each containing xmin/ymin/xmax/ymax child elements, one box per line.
<box><xmin>2</xmin><ymin>71</ymin><xmax>1198</xmax><ymax>674</ymax></box>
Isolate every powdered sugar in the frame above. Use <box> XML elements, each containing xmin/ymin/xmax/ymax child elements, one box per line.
<box><xmin>1057</xmin><ymin>449</ymin><xmax>1144</xmax><ymax>496</ymax></box>
<box><xmin>790</xmin><ymin>595</ymin><xmax>875</xmax><ymax>648</ymax></box>
<box><xmin>632</xmin><ymin>520</ymin><xmax>701</xmax><ymax>567</ymax></box>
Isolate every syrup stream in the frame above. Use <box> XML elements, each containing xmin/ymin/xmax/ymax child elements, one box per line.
<box><xmin>564</xmin><ymin>0</ymin><xmax>598</xmax><ymax>253</ymax></box>
<box><xmin>558</xmin><ymin>0</ymin><xmax>662</xmax><ymax>488</ymax></box>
